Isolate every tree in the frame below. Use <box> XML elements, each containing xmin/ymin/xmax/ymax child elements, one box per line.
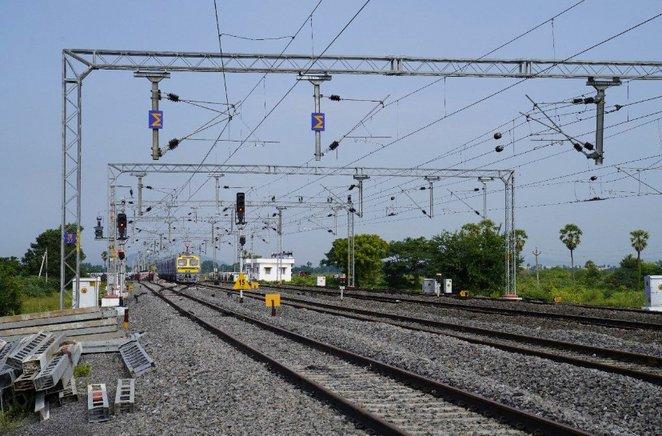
<box><xmin>22</xmin><ymin>225</ymin><xmax>86</xmax><ymax>286</ymax></box>
<box><xmin>514</xmin><ymin>229</ymin><xmax>528</xmax><ymax>253</ymax></box>
<box><xmin>81</xmin><ymin>263</ymin><xmax>104</xmax><ymax>274</ymax></box>
<box><xmin>429</xmin><ymin>220</ymin><xmax>506</xmax><ymax>294</ymax></box>
<box><xmin>0</xmin><ymin>257</ymin><xmax>22</xmax><ymax>276</ymax></box>
<box><xmin>559</xmin><ymin>224</ymin><xmax>582</xmax><ymax>268</ymax></box>
<box><xmin>383</xmin><ymin>237</ymin><xmax>432</xmax><ymax>289</ymax></box>
<box><xmin>201</xmin><ymin>260</ymin><xmax>218</xmax><ymax>273</ymax></box>
<box><xmin>630</xmin><ymin>229</ymin><xmax>649</xmax><ymax>267</ymax></box>
<box><xmin>0</xmin><ymin>268</ymin><xmax>21</xmax><ymax>316</ymax></box>
<box><xmin>323</xmin><ymin>234</ymin><xmax>389</xmax><ymax>287</ymax></box>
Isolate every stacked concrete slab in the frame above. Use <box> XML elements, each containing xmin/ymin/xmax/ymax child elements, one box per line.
<box><xmin>0</xmin><ymin>307</ymin><xmax>118</xmax><ymax>340</ymax></box>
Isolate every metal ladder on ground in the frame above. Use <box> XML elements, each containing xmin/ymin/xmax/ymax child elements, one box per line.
<box><xmin>114</xmin><ymin>378</ymin><xmax>135</xmax><ymax>413</ymax></box>
<box><xmin>118</xmin><ymin>340</ymin><xmax>154</xmax><ymax>377</ymax></box>
<box><xmin>87</xmin><ymin>383</ymin><xmax>110</xmax><ymax>423</ymax></box>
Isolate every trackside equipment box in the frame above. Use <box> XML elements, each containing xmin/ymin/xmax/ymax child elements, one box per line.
<box><xmin>644</xmin><ymin>275</ymin><xmax>662</xmax><ymax>312</ymax></box>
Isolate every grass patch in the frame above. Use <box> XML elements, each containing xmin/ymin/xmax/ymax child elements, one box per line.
<box><xmin>0</xmin><ymin>404</ymin><xmax>29</xmax><ymax>433</ymax></box>
<box><xmin>74</xmin><ymin>362</ymin><xmax>91</xmax><ymax>378</ymax></box>
<box><xmin>20</xmin><ymin>292</ymin><xmax>72</xmax><ymax>314</ymax></box>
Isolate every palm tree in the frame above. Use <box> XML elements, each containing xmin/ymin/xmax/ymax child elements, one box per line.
<box><xmin>559</xmin><ymin>224</ymin><xmax>582</xmax><ymax>268</ymax></box>
<box><xmin>514</xmin><ymin>229</ymin><xmax>528</xmax><ymax>253</ymax></box>
<box><xmin>630</xmin><ymin>229</ymin><xmax>649</xmax><ymax>278</ymax></box>
<box><xmin>629</xmin><ymin>229</ymin><xmax>649</xmax><ymax>263</ymax></box>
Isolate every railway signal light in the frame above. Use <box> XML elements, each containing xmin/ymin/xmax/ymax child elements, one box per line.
<box><xmin>236</xmin><ymin>192</ymin><xmax>246</xmax><ymax>224</ymax></box>
<box><xmin>94</xmin><ymin>216</ymin><xmax>104</xmax><ymax>240</ymax></box>
<box><xmin>117</xmin><ymin>213</ymin><xmax>128</xmax><ymax>239</ymax></box>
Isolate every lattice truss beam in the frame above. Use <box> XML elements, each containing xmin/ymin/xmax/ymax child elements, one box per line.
<box><xmin>66</xmin><ymin>49</ymin><xmax>662</xmax><ymax>79</ymax></box>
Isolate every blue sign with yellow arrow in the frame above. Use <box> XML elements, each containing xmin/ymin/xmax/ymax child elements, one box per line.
<box><xmin>149</xmin><ymin>110</ymin><xmax>163</xmax><ymax>129</ymax></box>
<box><xmin>311</xmin><ymin>112</ymin><xmax>325</xmax><ymax>131</ymax></box>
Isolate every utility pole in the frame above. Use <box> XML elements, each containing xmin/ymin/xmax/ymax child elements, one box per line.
<box><xmin>134</xmin><ymin>71</ymin><xmax>170</xmax><ymax>160</ymax></box>
<box><xmin>347</xmin><ymin>196</ymin><xmax>355</xmax><ymax>289</ymax></box>
<box><xmin>532</xmin><ymin>247</ymin><xmax>542</xmax><ymax>286</ymax></box>
<box><xmin>276</xmin><ymin>206</ymin><xmax>286</xmax><ymax>283</ymax></box>
<box><xmin>213</xmin><ymin>174</ymin><xmax>223</xmax><ymax>207</ymax></box>
<box><xmin>587</xmin><ymin>77</ymin><xmax>621</xmax><ymax>165</ymax></box>
<box><xmin>352</xmin><ymin>175</ymin><xmax>369</xmax><ymax>217</ymax></box>
<box><xmin>298</xmin><ymin>74</ymin><xmax>331</xmax><ymax>160</ymax></box>
<box><xmin>38</xmin><ymin>249</ymin><xmax>48</xmax><ymax>281</ymax></box>
<box><xmin>478</xmin><ymin>177</ymin><xmax>494</xmax><ymax>220</ymax></box>
<box><xmin>425</xmin><ymin>176</ymin><xmax>440</xmax><ymax>217</ymax></box>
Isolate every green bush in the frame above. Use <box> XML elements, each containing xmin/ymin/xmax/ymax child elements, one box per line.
<box><xmin>74</xmin><ymin>362</ymin><xmax>91</xmax><ymax>377</ymax></box>
<box><xmin>0</xmin><ymin>271</ymin><xmax>21</xmax><ymax>316</ymax></box>
<box><xmin>14</xmin><ymin>276</ymin><xmax>59</xmax><ymax>297</ymax></box>
<box><xmin>289</xmin><ymin>275</ymin><xmax>316</xmax><ymax>286</ymax></box>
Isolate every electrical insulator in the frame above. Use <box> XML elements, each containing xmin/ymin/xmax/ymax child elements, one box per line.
<box><xmin>239</xmin><ymin>235</ymin><xmax>246</xmax><ymax>246</ymax></box>
<box><xmin>168</xmin><ymin>138</ymin><xmax>180</xmax><ymax>150</ymax></box>
<box><xmin>329</xmin><ymin>141</ymin><xmax>339</xmax><ymax>150</ymax></box>
<box><xmin>583</xmin><ymin>142</ymin><xmax>595</xmax><ymax>151</ymax></box>
<box><xmin>495</xmin><ymin>145</ymin><xmax>504</xmax><ymax>153</ymax></box>
<box><xmin>118</xmin><ymin>248</ymin><xmax>125</xmax><ymax>260</ymax></box>
<box><xmin>493</xmin><ymin>132</ymin><xmax>502</xmax><ymax>140</ymax></box>
<box><xmin>329</xmin><ymin>95</ymin><xmax>341</xmax><ymax>101</ymax></box>
<box><xmin>117</xmin><ymin>213</ymin><xmax>128</xmax><ymax>239</ymax></box>
<box><xmin>236</xmin><ymin>192</ymin><xmax>246</xmax><ymax>224</ymax></box>
<box><xmin>167</xmin><ymin>93</ymin><xmax>180</xmax><ymax>102</ymax></box>
<box><xmin>573</xmin><ymin>143</ymin><xmax>583</xmax><ymax>152</ymax></box>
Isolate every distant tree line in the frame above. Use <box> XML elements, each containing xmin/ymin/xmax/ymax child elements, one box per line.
<box><xmin>321</xmin><ymin>220</ymin><xmax>657</xmax><ymax>301</ymax></box>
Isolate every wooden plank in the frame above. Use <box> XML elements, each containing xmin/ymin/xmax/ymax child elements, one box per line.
<box><xmin>0</xmin><ymin>318</ymin><xmax>118</xmax><ymax>338</ymax></box>
<box><xmin>0</xmin><ymin>308</ymin><xmax>116</xmax><ymax>331</ymax></box>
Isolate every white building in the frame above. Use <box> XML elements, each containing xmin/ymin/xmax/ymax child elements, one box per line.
<box><xmin>245</xmin><ymin>256</ymin><xmax>295</xmax><ymax>282</ymax></box>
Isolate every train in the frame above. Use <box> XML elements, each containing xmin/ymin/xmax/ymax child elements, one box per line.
<box><xmin>156</xmin><ymin>252</ymin><xmax>201</xmax><ymax>283</ymax></box>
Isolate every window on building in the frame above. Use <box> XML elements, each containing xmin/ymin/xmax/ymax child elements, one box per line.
<box><xmin>280</xmin><ymin>267</ymin><xmax>287</xmax><ymax>274</ymax></box>
<box><xmin>264</xmin><ymin>267</ymin><xmax>272</xmax><ymax>274</ymax></box>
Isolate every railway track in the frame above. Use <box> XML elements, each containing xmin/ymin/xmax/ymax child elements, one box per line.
<box><xmin>267</xmin><ymin>284</ymin><xmax>662</xmax><ymax>331</ymax></box>
<box><xmin>199</xmin><ymin>283</ymin><xmax>662</xmax><ymax>386</ymax></box>
<box><xmin>145</xmin><ymin>282</ymin><xmax>588</xmax><ymax>435</ymax></box>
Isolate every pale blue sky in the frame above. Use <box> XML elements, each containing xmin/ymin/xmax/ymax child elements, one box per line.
<box><xmin>1</xmin><ymin>1</ymin><xmax>661</xmax><ymax>267</ymax></box>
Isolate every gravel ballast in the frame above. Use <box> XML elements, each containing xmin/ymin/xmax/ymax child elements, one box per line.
<box><xmin>290</xmin><ymin>285</ymin><xmax>662</xmax><ymax>324</ymax></box>
<box><xmin>270</xmin><ymin>286</ymin><xmax>662</xmax><ymax>357</ymax></box>
<box><xmin>189</xmin><ymin>285</ymin><xmax>662</xmax><ymax>435</ymax></box>
<box><xmin>11</xmin><ymin>285</ymin><xmax>365</xmax><ymax>435</ymax></box>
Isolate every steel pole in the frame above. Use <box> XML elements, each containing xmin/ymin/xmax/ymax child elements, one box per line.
<box><xmin>594</xmin><ymin>87</ymin><xmax>606</xmax><ymax>165</ymax></box>
<box><xmin>313</xmin><ymin>82</ymin><xmax>321</xmax><ymax>161</ymax></box>
<box><xmin>137</xmin><ymin>175</ymin><xmax>143</xmax><ymax>216</ymax></box>
<box><xmin>60</xmin><ymin>55</ymin><xmax>67</xmax><ymax>310</ymax></box>
<box><xmin>151</xmin><ymin>81</ymin><xmax>160</xmax><ymax>160</ymax></box>
<box><xmin>74</xmin><ymin>81</ymin><xmax>82</xmax><ymax>309</ymax></box>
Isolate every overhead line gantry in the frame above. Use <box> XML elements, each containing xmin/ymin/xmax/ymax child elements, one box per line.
<box><xmin>61</xmin><ymin>48</ymin><xmax>661</xmax><ymax>307</ymax></box>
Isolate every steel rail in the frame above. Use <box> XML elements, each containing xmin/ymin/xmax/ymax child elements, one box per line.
<box><xmin>144</xmin><ymin>282</ymin><xmax>404</xmax><ymax>435</ymax></box>
<box><xmin>157</xmin><ymin>282</ymin><xmax>589</xmax><ymax>435</ymax></box>
<box><xmin>199</xmin><ymin>283</ymin><xmax>662</xmax><ymax>386</ymax></box>
<box><xmin>272</xmin><ymin>284</ymin><xmax>662</xmax><ymax>331</ymax></box>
